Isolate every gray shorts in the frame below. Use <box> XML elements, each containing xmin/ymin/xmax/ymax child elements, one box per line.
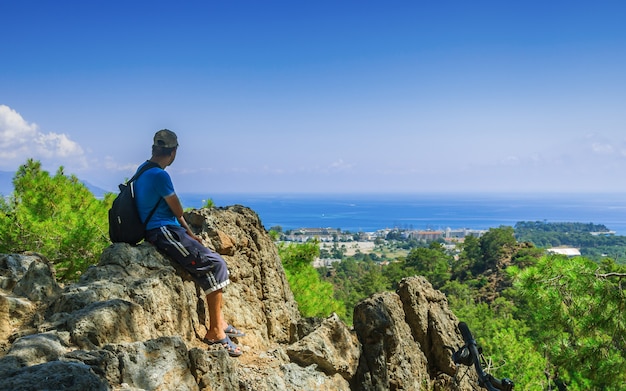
<box><xmin>146</xmin><ymin>225</ymin><xmax>230</xmax><ymax>294</ymax></box>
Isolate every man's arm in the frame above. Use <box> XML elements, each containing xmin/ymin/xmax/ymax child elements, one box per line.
<box><xmin>164</xmin><ymin>193</ymin><xmax>202</xmax><ymax>243</ymax></box>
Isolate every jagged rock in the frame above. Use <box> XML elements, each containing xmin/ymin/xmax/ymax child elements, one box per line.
<box><xmin>397</xmin><ymin>276</ymin><xmax>460</xmax><ymax>377</ymax></box>
<box><xmin>352</xmin><ymin>291</ymin><xmax>430</xmax><ymax>390</ymax></box>
<box><xmin>189</xmin><ymin>347</ymin><xmax>239</xmax><ymax>391</ymax></box>
<box><xmin>280</xmin><ymin>363</ymin><xmax>351</xmax><ymax>390</ymax></box>
<box><xmin>351</xmin><ymin>276</ymin><xmax>478</xmax><ymax>391</ymax></box>
<box><xmin>291</xmin><ymin>316</ymin><xmax>324</xmax><ymax>342</ymax></box>
<box><xmin>0</xmin><ymin>253</ymin><xmax>58</xmax><ymax>354</ymax></box>
<box><xmin>0</xmin><ymin>360</ymin><xmax>110</xmax><ymax>391</ymax></box>
<box><xmin>0</xmin><ymin>295</ymin><xmax>35</xmax><ymax>348</ymax></box>
<box><xmin>397</xmin><ymin>276</ymin><xmax>478</xmax><ymax>389</ymax></box>
<box><xmin>237</xmin><ymin>361</ymin><xmax>351</xmax><ymax>391</ymax></box>
<box><xmin>209</xmin><ymin>230</ymin><xmax>237</xmax><ymax>256</ymax></box>
<box><xmin>3</xmin><ymin>332</ymin><xmax>68</xmax><ymax>369</ymax></box>
<box><xmin>0</xmin><ymin>205</ymin><xmax>479</xmax><ymax>390</ymax></box>
<box><xmin>45</xmin><ymin>244</ymin><xmax>201</xmax><ymax>349</ymax></box>
<box><xmin>63</xmin><ymin>348</ymin><xmax>120</xmax><ymax>385</ymax></box>
<box><xmin>104</xmin><ymin>336</ymin><xmax>198</xmax><ymax>391</ymax></box>
<box><xmin>286</xmin><ymin>313</ymin><xmax>360</xmax><ymax>380</ymax></box>
<box><xmin>0</xmin><ymin>253</ymin><xmax>41</xmax><ymax>291</ymax></box>
<box><xmin>12</xmin><ymin>254</ymin><xmax>62</xmax><ymax>302</ymax></box>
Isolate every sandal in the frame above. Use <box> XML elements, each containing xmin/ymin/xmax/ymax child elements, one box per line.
<box><xmin>205</xmin><ymin>335</ymin><xmax>242</xmax><ymax>357</ymax></box>
<box><xmin>225</xmin><ymin>324</ymin><xmax>246</xmax><ymax>338</ymax></box>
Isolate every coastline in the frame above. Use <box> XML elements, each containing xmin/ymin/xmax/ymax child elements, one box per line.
<box><xmin>179</xmin><ymin>192</ymin><xmax>626</xmax><ymax>235</ymax></box>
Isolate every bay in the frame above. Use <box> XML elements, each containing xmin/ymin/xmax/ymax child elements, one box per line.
<box><xmin>178</xmin><ymin>193</ymin><xmax>626</xmax><ymax>235</ymax></box>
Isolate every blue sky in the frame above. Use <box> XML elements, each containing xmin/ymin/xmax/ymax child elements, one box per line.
<box><xmin>1</xmin><ymin>1</ymin><xmax>625</xmax><ymax>195</ymax></box>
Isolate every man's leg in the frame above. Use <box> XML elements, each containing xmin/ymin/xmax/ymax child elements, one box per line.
<box><xmin>205</xmin><ymin>288</ymin><xmax>226</xmax><ymax>340</ymax></box>
<box><xmin>204</xmin><ymin>288</ymin><xmax>242</xmax><ymax>356</ymax></box>
<box><xmin>148</xmin><ymin>226</ymin><xmax>241</xmax><ymax>353</ymax></box>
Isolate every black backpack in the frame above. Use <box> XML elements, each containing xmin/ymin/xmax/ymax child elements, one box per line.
<box><xmin>108</xmin><ymin>161</ymin><xmax>161</xmax><ymax>245</ymax></box>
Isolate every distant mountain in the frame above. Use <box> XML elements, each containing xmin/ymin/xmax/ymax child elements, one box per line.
<box><xmin>0</xmin><ymin>171</ymin><xmax>109</xmax><ymax>198</ymax></box>
<box><xmin>82</xmin><ymin>181</ymin><xmax>110</xmax><ymax>198</ymax></box>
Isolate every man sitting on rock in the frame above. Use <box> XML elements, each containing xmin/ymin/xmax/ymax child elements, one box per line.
<box><xmin>134</xmin><ymin>129</ymin><xmax>244</xmax><ymax>357</ymax></box>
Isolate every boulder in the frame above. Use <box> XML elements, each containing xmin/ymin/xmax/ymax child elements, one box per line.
<box><xmin>0</xmin><ymin>253</ymin><xmax>59</xmax><ymax>354</ymax></box>
<box><xmin>286</xmin><ymin>313</ymin><xmax>360</xmax><ymax>380</ymax></box>
<box><xmin>12</xmin><ymin>254</ymin><xmax>62</xmax><ymax>302</ymax></box>
<box><xmin>0</xmin><ymin>254</ymin><xmax>41</xmax><ymax>291</ymax></box>
<box><xmin>1</xmin><ymin>360</ymin><xmax>110</xmax><ymax>391</ymax></box>
<box><xmin>105</xmin><ymin>336</ymin><xmax>198</xmax><ymax>391</ymax></box>
<box><xmin>352</xmin><ymin>291</ymin><xmax>430</xmax><ymax>390</ymax></box>
<box><xmin>397</xmin><ymin>276</ymin><xmax>478</xmax><ymax>390</ymax></box>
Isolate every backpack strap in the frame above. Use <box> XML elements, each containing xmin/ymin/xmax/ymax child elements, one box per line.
<box><xmin>128</xmin><ymin>161</ymin><xmax>161</xmax><ymax>184</ymax></box>
<box><xmin>142</xmin><ymin>199</ymin><xmax>162</xmax><ymax>227</ymax></box>
<box><xmin>130</xmin><ymin>161</ymin><xmax>164</xmax><ymax>227</ymax></box>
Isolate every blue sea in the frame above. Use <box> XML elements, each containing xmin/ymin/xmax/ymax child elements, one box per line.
<box><xmin>178</xmin><ymin>193</ymin><xmax>626</xmax><ymax>235</ymax></box>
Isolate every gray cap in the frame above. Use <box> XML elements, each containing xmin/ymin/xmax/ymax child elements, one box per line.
<box><xmin>153</xmin><ymin>129</ymin><xmax>178</xmax><ymax>148</ymax></box>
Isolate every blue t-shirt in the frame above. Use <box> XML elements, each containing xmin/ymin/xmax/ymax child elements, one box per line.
<box><xmin>134</xmin><ymin>161</ymin><xmax>180</xmax><ymax>230</ymax></box>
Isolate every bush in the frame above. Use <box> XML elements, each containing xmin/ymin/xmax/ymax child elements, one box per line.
<box><xmin>278</xmin><ymin>240</ymin><xmax>345</xmax><ymax>319</ymax></box>
<box><xmin>0</xmin><ymin>159</ymin><xmax>112</xmax><ymax>280</ymax></box>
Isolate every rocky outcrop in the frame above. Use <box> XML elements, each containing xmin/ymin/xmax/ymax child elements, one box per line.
<box><xmin>0</xmin><ymin>205</ymin><xmax>477</xmax><ymax>390</ymax></box>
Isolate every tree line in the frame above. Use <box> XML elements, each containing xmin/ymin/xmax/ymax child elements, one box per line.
<box><xmin>515</xmin><ymin>221</ymin><xmax>626</xmax><ymax>261</ymax></box>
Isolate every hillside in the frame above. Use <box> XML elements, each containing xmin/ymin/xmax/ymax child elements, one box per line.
<box><xmin>0</xmin><ymin>206</ymin><xmax>476</xmax><ymax>391</ymax></box>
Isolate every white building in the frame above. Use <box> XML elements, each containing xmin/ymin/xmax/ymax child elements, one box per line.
<box><xmin>547</xmin><ymin>247</ymin><xmax>581</xmax><ymax>257</ymax></box>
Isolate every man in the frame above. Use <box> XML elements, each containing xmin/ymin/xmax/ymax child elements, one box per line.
<box><xmin>135</xmin><ymin>129</ymin><xmax>244</xmax><ymax>357</ymax></box>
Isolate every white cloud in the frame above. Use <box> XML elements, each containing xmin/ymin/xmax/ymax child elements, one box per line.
<box><xmin>0</xmin><ymin>105</ymin><xmax>86</xmax><ymax>169</ymax></box>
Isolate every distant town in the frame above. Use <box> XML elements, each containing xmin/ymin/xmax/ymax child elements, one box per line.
<box><xmin>276</xmin><ymin>225</ymin><xmax>609</xmax><ymax>268</ymax></box>
<box><xmin>278</xmin><ymin>226</ymin><xmax>489</xmax><ymax>268</ymax></box>
<box><xmin>281</xmin><ymin>227</ymin><xmax>487</xmax><ymax>243</ymax></box>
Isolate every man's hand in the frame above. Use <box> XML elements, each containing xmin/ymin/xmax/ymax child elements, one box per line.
<box><xmin>165</xmin><ymin>193</ymin><xmax>203</xmax><ymax>244</ymax></box>
<box><xmin>188</xmin><ymin>231</ymin><xmax>203</xmax><ymax>244</ymax></box>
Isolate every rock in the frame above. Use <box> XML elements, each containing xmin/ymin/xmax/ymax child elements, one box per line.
<box><xmin>237</xmin><ymin>362</ymin><xmax>351</xmax><ymax>391</ymax></box>
<box><xmin>63</xmin><ymin>348</ymin><xmax>120</xmax><ymax>385</ymax></box>
<box><xmin>3</xmin><ymin>332</ymin><xmax>68</xmax><ymax>368</ymax></box>
<box><xmin>105</xmin><ymin>336</ymin><xmax>198</xmax><ymax>391</ymax></box>
<box><xmin>397</xmin><ymin>276</ymin><xmax>458</xmax><ymax>376</ymax></box>
<box><xmin>0</xmin><ymin>205</ymin><xmax>479</xmax><ymax>390</ymax></box>
<box><xmin>208</xmin><ymin>230</ymin><xmax>237</xmax><ymax>256</ymax></box>
<box><xmin>0</xmin><ymin>360</ymin><xmax>110</xmax><ymax>391</ymax></box>
<box><xmin>0</xmin><ymin>254</ymin><xmax>39</xmax><ymax>291</ymax></box>
<box><xmin>352</xmin><ymin>291</ymin><xmax>430</xmax><ymax>391</ymax></box>
<box><xmin>280</xmin><ymin>363</ymin><xmax>351</xmax><ymax>391</ymax></box>
<box><xmin>0</xmin><ymin>253</ymin><xmax>58</xmax><ymax>355</ymax></box>
<box><xmin>397</xmin><ymin>276</ymin><xmax>478</xmax><ymax>389</ymax></box>
<box><xmin>189</xmin><ymin>347</ymin><xmax>239</xmax><ymax>391</ymax></box>
<box><xmin>0</xmin><ymin>295</ymin><xmax>35</xmax><ymax>348</ymax></box>
<box><xmin>12</xmin><ymin>254</ymin><xmax>62</xmax><ymax>302</ymax></box>
<box><xmin>46</xmin><ymin>244</ymin><xmax>200</xmax><ymax>349</ymax></box>
<box><xmin>291</xmin><ymin>316</ymin><xmax>324</xmax><ymax>342</ymax></box>
<box><xmin>286</xmin><ymin>313</ymin><xmax>360</xmax><ymax>380</ymax></box>
<box><xmin>350</xmin><ymin>276</ymin><xmax>479</xmax><ymax>391</ymax></box>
